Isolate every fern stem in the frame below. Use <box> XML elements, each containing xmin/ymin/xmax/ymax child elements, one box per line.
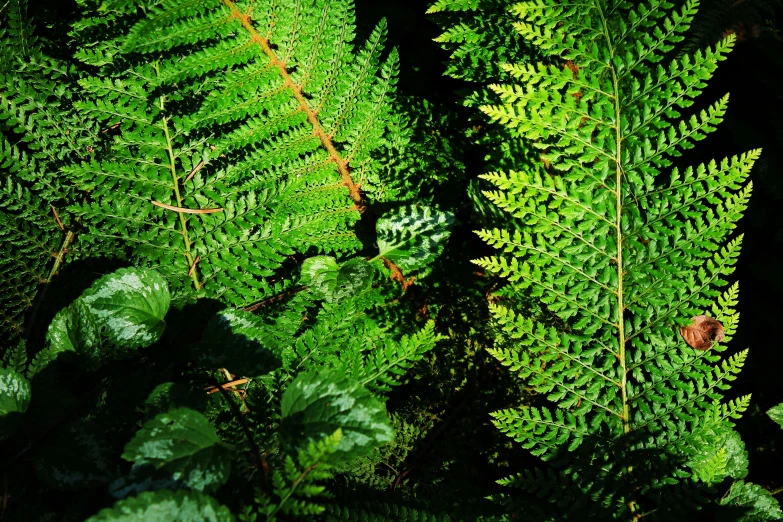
<box><xmin>597</xmin><ymin>1</ymin><xmax>635</xmax><ymax>516</ymax></box>
<box><xmin>213</xmin><ymin>373</ymin><xmax>268</xmax><ymax>488</ymax></box>
<box><xmin>220</xmin><ymin>0</ymin><xmax>363</xmax><ymax>207</ymax></box>
<box><xmin>267</xmin><ymin>464</ymin><xmax>318</xmax><ymax>521</ymax></box>
<box><xmin>154</xmin><ymin>76</ymin><xmax>200</xmax><ymax>290</ymax></box>
<box><xmin>24</xmin><ymin>229</ymin><xmax>74</xmax><ymax>341</ymax></box>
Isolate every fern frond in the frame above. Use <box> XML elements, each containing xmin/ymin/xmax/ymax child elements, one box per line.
<box><xmin>474</xmin><ymin>0</ymin><xmax>767</xmax><ymax>517</ymax></box>
<box><xmin>68</xmin><ymin>0</ymin><xmax>402</xmax><ymax>306</ymax></box>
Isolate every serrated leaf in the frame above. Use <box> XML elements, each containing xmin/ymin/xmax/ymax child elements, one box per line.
<box><xmin>35</xmin><ymin>422</ymin><xmax>116</xmax><ymax>488</ymax></box>
<box><xmin>81</xmin><ymin>268</ymin><xmax>170</xmax><ymax>348</ymax></box>
<box><xmin>767</xmin><ymin>403</ymin><xmax>783</xmax><ymax>429</ymax></box>
<box><xmin>376</xmin><ymin>205</ymin><xmax>455</xmax><ymax>273</ymax></box>
<box><xmin>718</xmin><ymin>480</ymin><xmax>783</xmax><ymax>522</ymax></box>
<box><xmin>122</xmin><ymin>408</ymin><xmax>230</xmax><ymax>492</ymax></box>
<box><xmin>191</xmin><ymin>309</ymin><xmax>281</xmax><ymax>376</ymax></box>
<box><xmin>301</xmin><ymin>256</ymin><xmax>374</xmax><ymax>303</ymax></box>
<box><xmin>689</xmin><ymin>428</ymin><xmax>748</xmax><ymax>484</ymax></box>
<box><xmin>85</xmin><ymin>490</ymin><xmax>234</xmax><ymax>522</ymax></box>
<box><xmin>280</xmin><ymin>370</ymin><xmax>394</xmax><ymax>464</ymax></box>
<box><xmin>0</xmin><ymin>367</ymin><xmax>30</xmax><ymax>416</ymax></box>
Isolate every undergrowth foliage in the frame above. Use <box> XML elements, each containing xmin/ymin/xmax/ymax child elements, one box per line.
<box><xmin>1</xmin><ymin>0</ymin><xmax>781</xmax><ymax>520</ymax></box>
<box><xmin>0</xmin><ymin>0</ymin><xmax>456</xmax><ymax>520</ymax></box>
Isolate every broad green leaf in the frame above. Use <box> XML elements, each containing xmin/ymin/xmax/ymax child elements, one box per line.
<box><xmin>144</xmin><ymin>382</ymin><xmax>207</xmax><ymax>418</ymax></box>
<box><xmin>718</xmin><ymin>480</ymin><xmax>783</xmax><ymax>522</ymax></box>
<box><xmin>767</xmin><ymin>403</ymin><xmax>783</xmax><ymax>429</ymax></box>
<box><xmin>35</xmin><ymin>422</ymin><xmax>116</xmax><ymax>488</ymax></box>
<box><xmin>191</xmin><ymin>309</ymin><xmax>281</xmax><ymax>376</ymax></box>
<box><xmin>301</xmin><ymin>256</ymin><xmax>374</xmax><ymax>303</ymax></box>
<box><xmin>38</xmin><ymin>298</ymin><xmax>101</xmax><ymax>371</ymax></box>
<box><xmin>301</xmin><ymin>256</ymin><xmax>339</xmax><ymax>297</ymax></box>
<box><xmin>122</xmin><ymin>408</ymin><xmax>230</xmax><ymax>492</ymax></box>
<box><xmin>0</xmin><ymin>367</ymin><xmax>30</xmax><ymax>416</ymax></box>
<box><xmin>81</xmin><ymin>268</ymin><xmax>170</xmax><ymax>348</ymax></box>
<box><xmin>375</xmin><ymin>205</ymin><xmax>454</xmax><ymax>273</ymax></box>
<box><xmin>86</xmin><ymin>490</ymin><xmax>234</xmax><ymax>522</ymax></box>
<box><xmin>280</xmin><ymin>370</ymin><xmax>394</xmax><ymax>464</ymax></box>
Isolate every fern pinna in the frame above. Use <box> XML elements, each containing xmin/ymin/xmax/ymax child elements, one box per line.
<box><xmin>66</xmin><ymin>0</ymin><xmax>399</xmax><ymax>307</ymax></box>
<box><xmin>0</xmin><ymin>1</ymin><xmax>96</xmax><ymax>341</ymax></box>
<box><xmin>473</xmin><ymin>0</ymin><xmax>778</xmax><ymax>519</ymax></box>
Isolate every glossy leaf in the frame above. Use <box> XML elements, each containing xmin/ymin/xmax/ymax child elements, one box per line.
<box><xmin>376</xmin><ymin>205</ymin><xmax>455</xmax><ymax>273</ymax></box>
<box><xmin>301</xmin><ymin>256</ymin><xmax>374</xmax><ymax>303</ymax></box>
<box><xmin>718</xmin><ymin>480</ymin><xmax>783</xmax><ymax>522</ymax></box>
<box><xmin>81</xmin><ymin>268</ymin><xmax>170</xmax><ymax>348</ymax></box>
<box><xmin>39</xmin><ymin>298</ymin><xmax>101</xmax><ymax>370</ymax></box>
<box><xmin>0</xmin><ymin>367</ymin><xmax>30</xmax><ymax>416</ymax></box>
<box><xmin>280</xmin><ymin>370</ymin><xmax>394</xmax><ymax>464</ymax></box>
<box><xmin>122</xmin><ymin>408</ymin><xmax>230</xmax><ymax>492</ymax></box>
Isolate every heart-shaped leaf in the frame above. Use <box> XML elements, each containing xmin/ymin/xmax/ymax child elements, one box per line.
<box><xmin>301</xmin><ymin>256</ymin><xmax>374</xmax><ymax>303</ymax></box>
<box><xmin>280</xmin><ymin>370</ymin><xmax>394</xmax><ymax>464</ymax></box>
<box><xmin>376</xmin><ymin>205</ymin><xmax>454</xmax><ymax>273</ymax></box>
<box><xmin>81</xmin><ymin>268</ymin><xmax>170</xmax><ymax>348</ymax></box>
<box><xmin>38</xmin><ymin>298</ymin><xmax>102</xmax><ymax>371</ymax></box>
<box><xmin>122</xmin><ymin>408</ymin><xmax>230</xmax><ymax>492</ymax></box>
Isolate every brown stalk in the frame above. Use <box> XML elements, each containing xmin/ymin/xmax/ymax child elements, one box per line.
<box><xmin>220</xmin><ymin>0</ymin><xmax>363</xmax><ymax>208</ymax></box>
<box><xmin>151</xmin><ymin>200</ymin><xmax>223</xmax><ymax>214</ymax></box>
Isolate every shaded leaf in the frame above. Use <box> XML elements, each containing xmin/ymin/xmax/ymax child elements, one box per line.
<box><xmin>85</xmin><ymin>490</ymin><xmax>234</xmax><ymax>522</ymax></box>
<box><xmin>680</xmin><ymin>315</ymin><xmax>725</xmax><ymax>350</ymax></box>
<box><xmin>280</xmin><ymin>370</ymin><xmax>394</xmax><ymax>464</ymax></box>
<box><xmin>109</xmin><ymin>465</ymin><xmax>188</xmax><ymax>500</ymax></box>
<box><xmin>718</xmin><ymin>480</ymin><xmax>783</xmax><ymax>522</ymax></box>
<box><xmin>35</xmin><ymin>422</ymin><xmax>116</xmax><ymax>489</ymax></box>
<box><xmin>122</xmin><ymin>408</ymin><xmax>230</xmax><ymax>492</ymax></box>
<box><xmin>81</xmin><ymin>268</ymin><xmax>170</xmax><ymax>348</ymax></box>
<box><xmin>376</xmin><ymin>205</ymin><xmax>455</xmax><ymax>273</ymax></box>
<box><xmin>192</xmin><ymin>309</ymin><xmax>282</xmax><ymax>376</ymax></box>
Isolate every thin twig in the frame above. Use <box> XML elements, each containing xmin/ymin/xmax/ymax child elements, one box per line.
<box><xmin>214</xmin><ymin>375</ymin><xmax>267</xmax><ymax>487</ymax></box>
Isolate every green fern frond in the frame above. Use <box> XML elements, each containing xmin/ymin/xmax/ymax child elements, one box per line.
<box><xmin>67</xmin><ymin>0</ymin><xmax>403</xmax><ymax>306</ymax></box>
<box><xmin>473</xmin><ymin>0</ymin><xmax>772</xmax><ymax>517</ymax></box>
<box><xmin>1</xmin><ymin>3</ymin><xmax>96</xmax><ymax>342</ymax></box>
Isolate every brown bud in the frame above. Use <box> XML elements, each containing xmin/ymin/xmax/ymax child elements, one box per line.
<box><xmin>680</xmin><ymin>315</ymin><xmax>725</xmax><ymax>350</ymax></box>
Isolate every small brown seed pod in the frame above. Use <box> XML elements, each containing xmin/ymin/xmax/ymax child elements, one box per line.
<box><xmin>680</xmin><ymin>315</ymin><xmax>725</xmax><ymax>350</ymax></box>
